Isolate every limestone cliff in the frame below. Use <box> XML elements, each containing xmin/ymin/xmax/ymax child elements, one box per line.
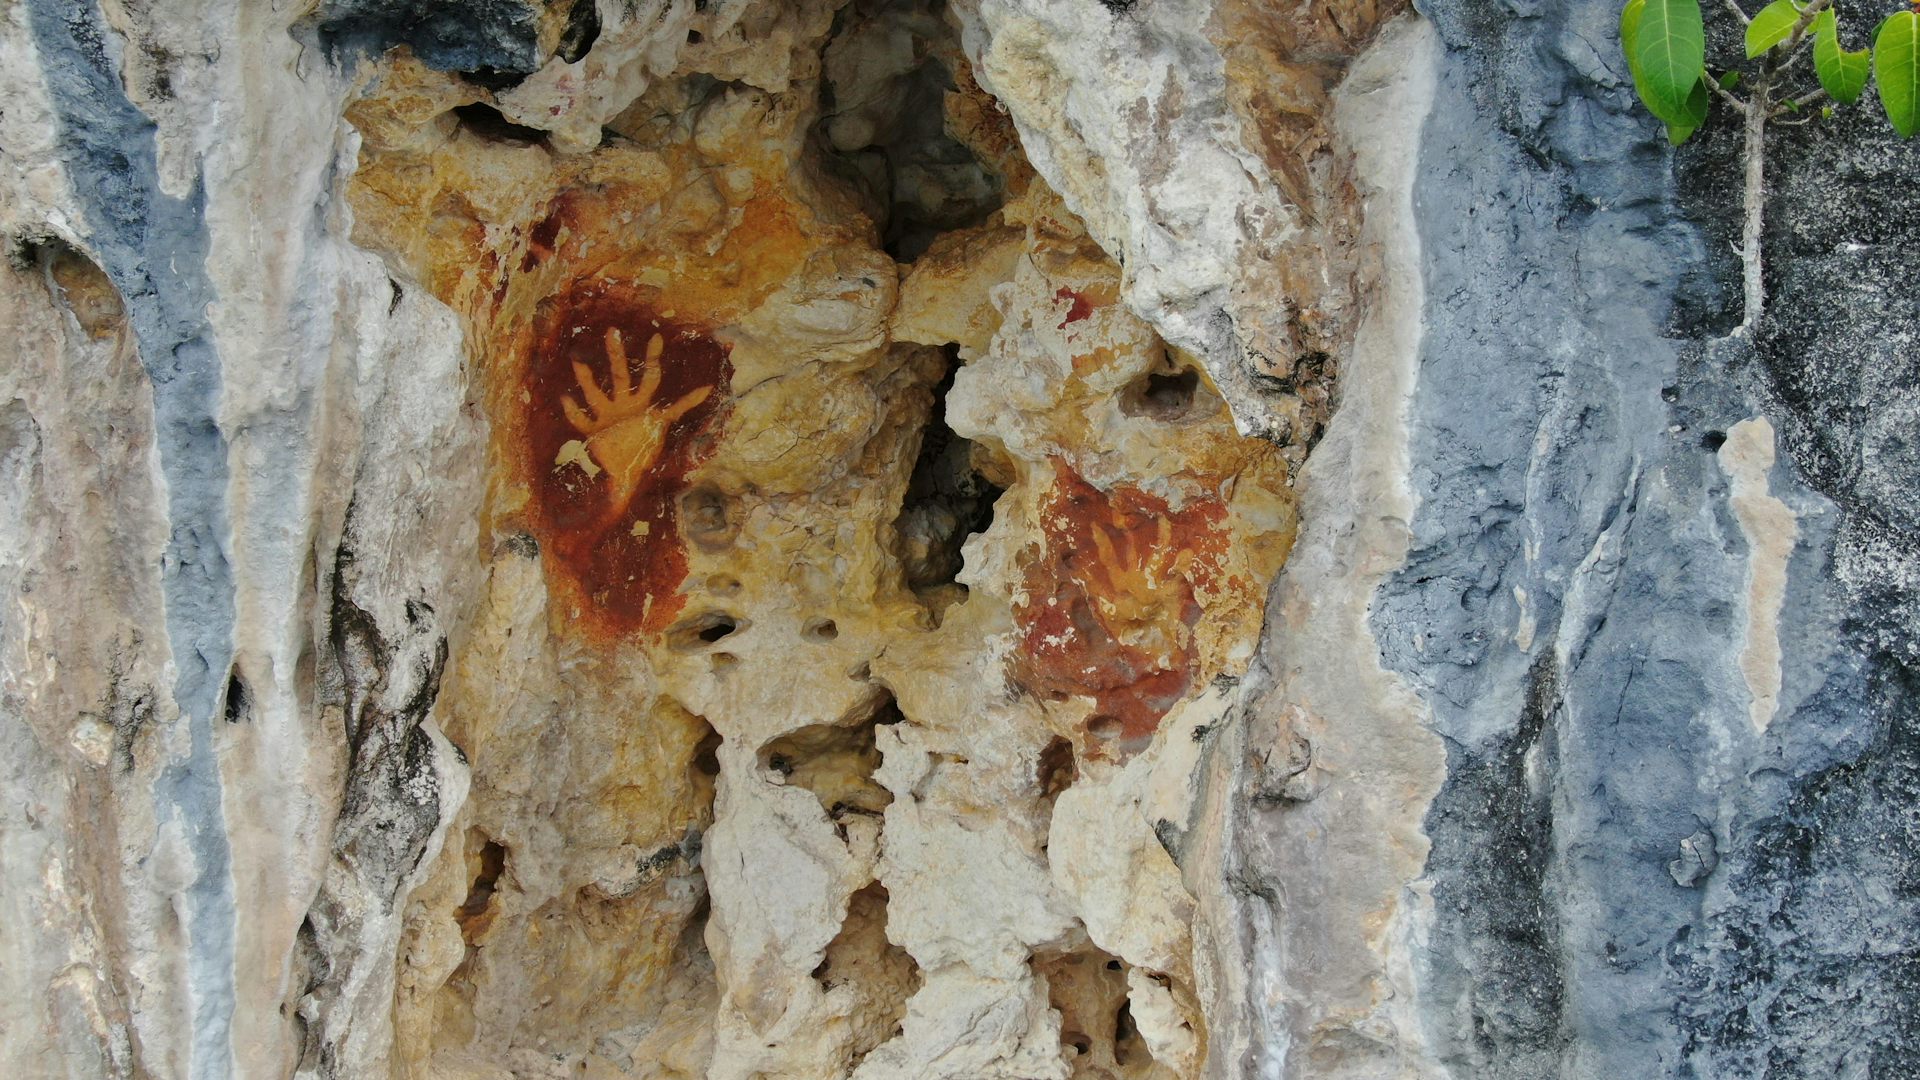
<box><xmin>0</xmin><ymin>1</ymin><xmax>1912</xmax><ymax>1079</ymax></box>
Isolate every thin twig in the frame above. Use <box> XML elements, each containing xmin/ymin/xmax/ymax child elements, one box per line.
<box><xmin>1734</xmin><ymin>41</ymin><xmax>1779</xmax><ymax>337</ymax></box>
<box><xmin>1773</xmin><ymin>87</ymin><xmax>1829</xmax><ymax>116</ymax></box>
<box><xmin>1709</xmin><ymin>77</ymin><xmax>1750</xmax><ymax>113</ymax></box>
<box><xmin>1783</xmin><ymin>0</ymin><xmax>1833</xmax><ymax>50</ymax></box>
<box><xmin>1719</xmin><ymin>0</ymin><xmax>1751</xmax><ymax>25</ymax></box>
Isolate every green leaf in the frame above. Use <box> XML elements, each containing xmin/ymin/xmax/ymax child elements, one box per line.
<box><xmin>1621</xmin><ymin>0</ymin><xmax>1646</xmax><ymax>70</ymax></box>
<box><xmin>1632</xmin><ymin>0</ymin><xmax>1708</xmax><ymax>122</ymax></box>
<box><xmin>1719</xmin><ymin>69</ymin><xmax>1742</xmax><ymax>90</ymax></box>
<box><xmin>1746</xmin><ymin>0</ymin><xmax>1802</xmax><ymax>58</ymax></box>
<box><xmin>1667</xmin><ymin>76</ymin><xmax>1712</xmax><ymax>143</ymax></box>
<box><xmin>1622</xmin><ymin>0</ymin><xmax>1655</xmax><ymax>98</ymax></box>
<box><xmin>1813</xmin><ymin>9</ymin><xmax>1870</xmax><ymax>104</ymax></box>
<box><xmin>1624</xmin><ymin>0</ymin><xmax>1690</xmax><ymax>124</ymax></box>
<box><xmin>1876</xmin><ymin>10</ymin><xmax>1920</xmax><ymax>137</ymax></box>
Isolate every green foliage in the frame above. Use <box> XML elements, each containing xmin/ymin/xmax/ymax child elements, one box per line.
<box><xmin>1814</xmin><ymin>9</ymin><xmax>1871</xmax><ymax>103</ymax></box>
<box><xmin>1617</xmin><ymin>0</ymin><xmax>1913</xmax><ymax>331</ymax></box>
<box><xmin>1618</xmin><ymin>0</ymin><xmax>1919</xmax><ymax>140</ymax></box>
<box><xmin>1629</xmin><ymin>0</ymin><xmax>1709</xmax><ymax>121</ymax></box>
<box><xmin>1621</xmin><ymin>0</ymin><xmax>1659</xmax><ymax>110</ymax></box>
<box><xmin>1746</xmin><ymin>0</ymin><xmax>1803</xmax><ymax>56</ymax></box>
<box><xmin>1669</xmin><ymin>77</ymin><xmax>1712</xmax><ymax>142</ymax></box>
<box><xmin>1877</xmin><ymin>9</ymin><xmax>1920</xmax><ymax>136</ymax></box>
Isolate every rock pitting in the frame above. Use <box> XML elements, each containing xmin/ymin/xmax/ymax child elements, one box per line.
<box><xmin>0</xmin><ymin>0</ymin><xmax>1914</xmax><ymax>1078</ymax></box>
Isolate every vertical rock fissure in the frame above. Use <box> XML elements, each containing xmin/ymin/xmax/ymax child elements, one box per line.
<box><xmin>891</xmin><ymin>347</ymin><xmax>1008</xmax><ymax>597</ymax></box>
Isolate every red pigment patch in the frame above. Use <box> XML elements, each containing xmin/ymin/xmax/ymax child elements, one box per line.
<box><xmin>1013</xmin><ymin>460</ymin><xmax>1228</xmax><ymax>758</ymax></box>
<box><xmin>1054</xmin><ymin>286</ymin><xmax>1095</xmax><ymax>330</ymax></box>
<box><xmin>520</xmin><ymin>202</ymin><xmax>566</xmax><ymax>273</ymax></box>
<box><xmin>520</xmin><ymin>281</ymin><xmax>730</xmax><ymax>637</ymax></box>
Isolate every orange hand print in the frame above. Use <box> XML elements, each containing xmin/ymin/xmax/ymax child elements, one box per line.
<box><xmin>1078</xmin><ymin>516</ymin><xmax>1199</xmax><ymax>657</ymax></box>
<box><xmin>563</xmin><ymin>328</ymin><xmax>714</xmax><ymax>535</ymax></box>
<box><xmin>520</xmin><ymin>284</ymin><xmax>730</xmax><ymax>638</ymax></box>
<box><xmin>1014</xmin><ymin>461</ymin><xmax>1229</xmax><ymax>757</ymax></box>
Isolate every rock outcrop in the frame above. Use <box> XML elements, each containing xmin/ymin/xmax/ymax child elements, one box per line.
<box><xmin>0</xmin><ymin>1</ymin><xmax>1913</xmax><ymax>1079</ymax></box>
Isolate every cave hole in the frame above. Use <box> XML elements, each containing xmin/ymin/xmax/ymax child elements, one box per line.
<box><xmin>557</xmin><ymin>0</ymin><xmax>601</xmax><ymax>63</ymax></box>
<box><xmin>668</xmin><ymin>611</ymin><xmax>743</xmax><ymax>651</ymax></box>
<box><xmin>460</xmin><ymin>67</ymin><xmax>529</xmax><ymax>92</ymax></box>
<box><xmin>815</xmin><ymin>0</ymin><xmax>1008</xmax><ymax>261</ymax></box>
<box><xmin>812</xmin><ymin>883</ymin><xmax>921</xmax><ymax>1067</ymax></box>
<box><xmin>450</xmin><ymin>102</ymin><xmax>550</xmax><ymax>146</ymax></box>
<box><xmin>1120</xmin><ymin>366</ymin><xmax>1203</xmax><ymax>422</ymax></box>
<box><xmin>15</xmin><ymin>234</ymin><xmax>124</xmax><ymax>337</ymax></box>
<box><xmin>892</xmin><ymin>347</ymin><xmax>1008</xmax><ymax>596</ymax></box>
<box><xmin>690</xmin><ymin>717</ymin><xmax>723</xmax><ymax>782</ymax></box>
<box><xmin>757</xmin><ymin>691</ymin><xmax>899</xmax><ymax>831</ymax></box>
<box><xmin>803</xmin><ymin>618</ymin><xmax>840</xmax><ymax>642</ymax></box>
<box><xmin>1037</xmin><ymin>736</ymin><xmax>1077</xmax><ymax>801</ymax></box>
<box><xmin>680</xmin><ymin>484</ymin><xmax>739</xmax><ymax>549</ymax></box>
<box><xmin>454</xmin><ymin>837</ymin><xmax>508</xmax><ymax>943</ymax></box>
<box><xmin>1035</xmin><ymin>946</ymin><xmax>1162</xmax><ymax>1075</ymax></box>
<box><xmin>223</xmin><ymin>667</ymin><xmax>251</xmax><ymax>724</ymax></box>
<box><xmin>1112</xmin><ymin>1000</ymin><xmax>1139</xmax><ymax>1066</ymax></box>
<box><xmin>679</xmin><ymin>894</ymin><xmax>713</xmax><ymax>968</ymax></box>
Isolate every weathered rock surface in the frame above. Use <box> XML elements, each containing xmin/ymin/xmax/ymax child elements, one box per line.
<box><xmin>0</xmin><ymin>0</ymin><xmax>1913</xmax><ymax>1078</ymax></box>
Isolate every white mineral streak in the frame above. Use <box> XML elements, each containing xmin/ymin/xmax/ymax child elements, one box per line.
<box><xmin>0</xmin><ymin>213</ymin><xmax>160</xmax><ymax>1080</ymax></box>
<box><xmin>1</xmin><ymin>16</ymin><xmax>153</xmax><ymax>1080</ymax></box>
<box><xmin>952</xmin><ymin>0</ymin><xmax>1307</xmax><ymax>439</ymax></box>
<box><xmin>2</xmin><ymin>2</ymin><xmax>481</xmax><ymax>1075</ymax></box>
<box><xmin>497</xmin><ymin>0</ymin><xmax>840</xmax><ymax>153</ymax></box>
<box><xmin>1717</xmin><ymin>417</ymin><xmax>1798</xmax><ymax>734</ymax></box>
<box><xmin>1185</xmin><ymin>17</ymin><xmax>1448</xmax><ymax>1077</ymax></box>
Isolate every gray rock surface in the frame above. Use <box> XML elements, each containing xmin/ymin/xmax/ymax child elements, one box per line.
<box><xmin>301</xmin><ymin>0</ymin><xmax>547</xmax><ymax>80</ymax></box>
<box><xmin>1386</xmin><ymin>0</ymin><xmax>1920</xmax><ymax>1075</ymax></box>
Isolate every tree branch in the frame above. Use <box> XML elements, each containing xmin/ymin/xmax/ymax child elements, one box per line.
<box><xmin>1733</xmin><ymin>44</ymin><xmax>1780</xmax><ymax>337</ymax></box>
<box><xmin>1719</xmin><ymin>0</ymin><xmax>1751</xmax><ymax>25</ymax></box>
<box><xmin>1783</xmin><ymin>0</ymin><xmax>1833</xmax><ymax>51</ymax></box>
<box><xmin>1710</xmin><ymin>77</ymin><xmax>1750</xmax><ymax>113</ymax></box>
<box><xmin>1774</xmin><ymin>87</ymin><xmax>1829</xmax><ymax>116</ymax></box>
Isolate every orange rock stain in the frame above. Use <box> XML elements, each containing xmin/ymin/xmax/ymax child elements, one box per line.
<box><xmin>519</xmin><ymin>282</ymin><xmax>730</xmax><ymax>638</ymax></box>
<box><xmin>1014</xmin><ymin>461</ymin><xmax>1230</xmax><ymax>756</ymax></box>
<box><xmin>1053</xmin><ymin>286</ymin><xmax>1096</xmax><ymax>329</ymax></box>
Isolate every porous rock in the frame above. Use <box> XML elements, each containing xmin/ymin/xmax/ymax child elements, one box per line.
<box><xmin>0</xmin><ymin>0</ymin><xmax>1913</xmax><ymax>1078</ymax></box>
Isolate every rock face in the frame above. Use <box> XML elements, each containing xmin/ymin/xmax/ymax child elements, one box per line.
<box><xmin>0</xmin><ymin>2</ymin><xmax>1913</xmax><ymax>1080</ymax></box>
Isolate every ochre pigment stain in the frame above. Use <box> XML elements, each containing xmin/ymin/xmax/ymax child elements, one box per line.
<box><xmin>520</xmin><ymin>203</ymin><xmax>565</xmax><ymax>273</ymax></box>
<box><xmin>1053</xmin><ymin>286</ymin><xmax>1095</xmax><ymax>329</ymax></box>
<box><xmin>521</xmin><ymin>281</ymin><xmax>730</xmax><ymax>637</ymax></box>
<box><xmin>1014</xmin><ymin>460</ymin><xmax>1228</xmax><ymax>757</ymax></box>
